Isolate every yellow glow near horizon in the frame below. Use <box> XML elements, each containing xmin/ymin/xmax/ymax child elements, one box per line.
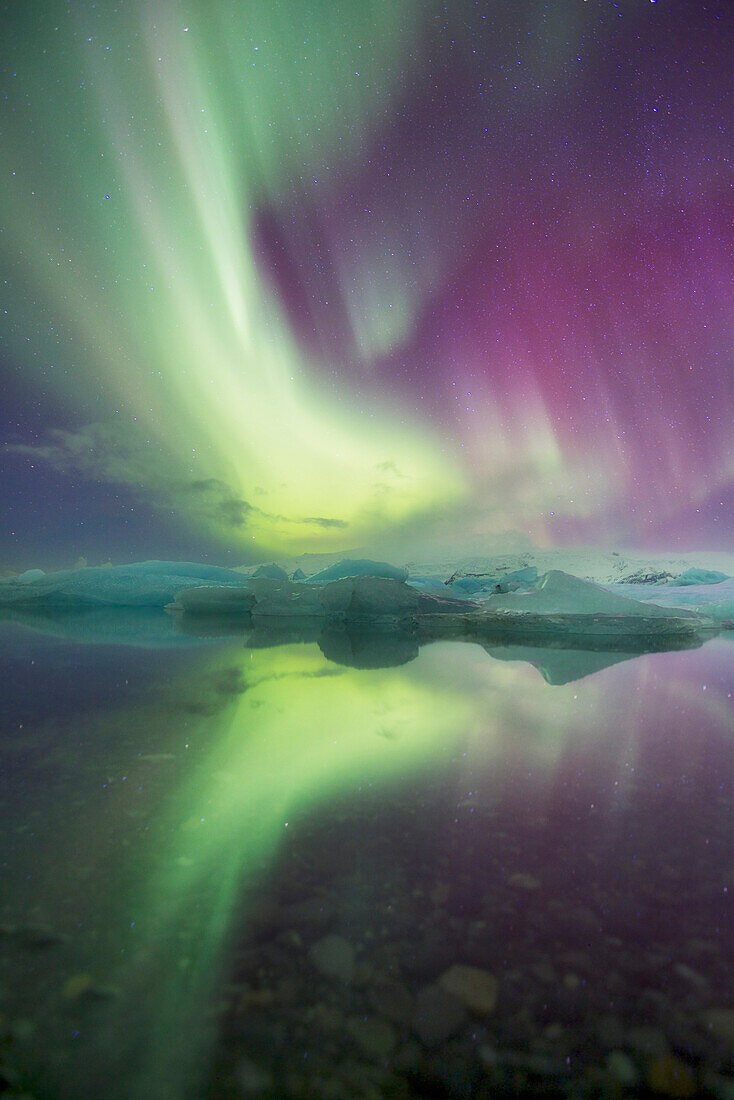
<box><xmin>1</xmin><ymin>2</ymin><xmax>467</xmax><ymax>557</ymax></box>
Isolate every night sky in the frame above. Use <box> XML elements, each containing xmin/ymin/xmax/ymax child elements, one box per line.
<box><xmin>1</xmin><ymin>0</ymin><xmax>732</xmax><ymax>571</ymax></box>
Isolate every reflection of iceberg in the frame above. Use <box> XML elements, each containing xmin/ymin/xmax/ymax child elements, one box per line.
<box><xmin>319</xmin><ymin>626</ymin><xmax>419</xmax><ymax>668</ymax></box>
<box><xmin>0</xmin><ymin>606</ymin><xmax>210</xmax><ymax>648</ymax></box>
<box><xmin>2</xmin><ymin>622</ymin><xmax>732</xmax><ymax>1099</ymax></box>
<box><xmin>485</xmin><ymin>644</ymin><xmax>659</xmax><ymax>685</ymax></box>
<box><xmin>1</xmin><ymin>601</ymin><xmax>714</xmax><ymax>682</ymax></box>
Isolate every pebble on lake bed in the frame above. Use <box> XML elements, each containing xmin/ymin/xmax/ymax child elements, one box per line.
<box><xmin>411</xmin><ymin>984</ymin><xmax>468</xmax><ymax>1046</ymax></box>
<box><xmin>507</xmin><ymin>872</ymin><xmax>541</xmax><ymax>891</ymax></box>
<box><xmin>646</xmin><ymin>1053</ymin><xmax>697</xmax><ymax>1098</ymax></box>
<box><xmin>236</xmin><ymin>1058</ymin><xmax>273</xmax><ymax>1094</ymax></box>
<box><xmin>437</xmin><ymin>964</ymin><xmax>499</xmax><ymax>1015</ymax></box>
<box><xmin>345</xmin><ymin>1015</ymin><xmax>397</xmax><ymax>1059</ymax></box>
<box><xmin>308</xmin><ymin>934</ymin><xmax>355</xmax><ymax>984</ymax></box>
<box><xmin>702</xmin><ymin>1008</ymin><xmax>734</xmax><ymax>1049</ymax></box>
<box><xmin>61</xmin><ymin>973</ymin><xmax>95</xmax><ymax>1000</ymax></box>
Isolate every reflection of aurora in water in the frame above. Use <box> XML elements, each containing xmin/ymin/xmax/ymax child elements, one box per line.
<box><xmin>0</xmin><ymin>628</ymin><xmax>732</xmax><ymax>1097</ymax></box>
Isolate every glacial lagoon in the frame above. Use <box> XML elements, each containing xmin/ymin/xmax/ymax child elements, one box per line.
<box><xmin>1</xmin><ymin>615</ymin><xmax>732</xmax><ymax>1099</ymax></box>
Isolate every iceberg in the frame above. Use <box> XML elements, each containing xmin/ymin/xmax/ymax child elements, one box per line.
<box><xmin>672</xmin><ymin>567</ymin><xmax>729</xmax><ymax>586</ymax></box>
<box><xmin>306</xmin><ymin>558</ymin><xmax>409</xmax><ymax>584</ymax></box>
<box><xmin>318</xmin><ymin>576</ymin><xmax>470</xmax><ymax>621</ymax></box>
<box><xmin>494</xmin><ymin>565</ymin><xmax>539</xmax><ymax>592</ymax></box>
<box><xmin>170</xmin><ymin>575</ymin><xmax>471</xmax><ymax>622</ymax></box>
<box><xmin>250</xmin><ymin>562</ymin><xmax>290</xmax><ymax>581</ymax></box>
<box><xmin>248</xmin><ymin>578</ymin><xmax>325</xmax><ymax>618</ymax></box>
<box><xmin>171</xmin><ymin>578</ymin><xmax>322</xmax><ymax>618</ymax></box>
<box><xmin>1</xmin><ymin>561</ymin><xmax>723</xmax><ymax>651</ymax></box>
<box><xmin>16</xmin><ymin>568</ymin><xmax>47</xmax><ymax>582</ymax></box>
<box><xmin>442</xmin><ymin>565</ymin><xmax>538</xmax><ymax>596</ymax></box>
<box><xmin>404</xmin><ymin>574</ymin><xmax>453</xmax><ymax>595</ymax></box>
<box><xmin>0</xmin><ymin>561</ymin><xmax>251</xmax><ymax>608</ymax></box>
<box><xmin>483</xmin><ymin>570</ymin><xmax>701</xmax><ymax>618</ymax></box>
<box><xmin>603</xmin><ymin>578</ymin><xmax>734</xmax><ymax>622</ymax></box>
<box><xmin>167</xmin><ymin>586</ymin><xmax>257</xmax><ymax>616</ymax></box>
<box><xmin>449</xmin><ymin>576</ymin><xmax>488</xmax><ymax>595</ymax></box>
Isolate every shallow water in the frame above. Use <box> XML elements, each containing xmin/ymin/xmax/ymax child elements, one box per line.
<box><xmin>0</xmin><ymin>617</ymin><xmax>732</xmax><ymax>1099</ymax></box>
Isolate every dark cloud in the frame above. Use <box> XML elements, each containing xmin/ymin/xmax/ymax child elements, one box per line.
<box><xmin>300</xmin><ymin>516</ymin><xmax>348</xmax><ymax>529</ymax></box>
<box><xmin>182</xmin><ymin>478</ymin><xmax>254</xmax><ymax>527</ymax></box>
<box><xmin>8</xmin><ymin>423</ymin><xmax>351</xmax><ymax>538</ymax></box>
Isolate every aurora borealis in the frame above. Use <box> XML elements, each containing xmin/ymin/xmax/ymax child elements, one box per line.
<box><xmin>1</xmin><ymin>0</ymin><xmax>732</xmax><ymax>568</ymax></box>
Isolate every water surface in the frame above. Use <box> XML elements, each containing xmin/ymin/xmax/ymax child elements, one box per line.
<box><xmin>0</xmin><ymin>617</ymin><xmax>732</xmax><ymax>1098</ymax></box>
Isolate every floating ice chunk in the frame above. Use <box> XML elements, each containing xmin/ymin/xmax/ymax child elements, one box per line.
<box><xmin>0</xmin><ymin>561</ymin><xmax>251</xmax><ymax>608</ymax></box>
<box><xmin>603</xmin><ymin>578</ymin><xmax>734</xmax><ymax>620</ymax></box>
<box><xmin>672</xmin><ymin>568</ymin><xmax>729</xmax><ymax>586</ymax></box>
<box><xmin>172</xmin><ymin>575</ymin><xmax>470</xmax><ymax>622</ymax></box>
<box><xmin>406</xmin><ymin>575</ymin><xmax>455</xmax><ymax>595</ymax></box>
<box><xmin>319</xmin><ymin>576</ymin><xmax>470</xmax><ymax>620</ymax></box>
<box><xmin>169</xmin><ymin>577</ymin><xmax>324</xmax><ymax>618</ymax></box>
<box><xmin>703</xmin><ymin>600</ymin><xmax>734</xmax><ymax>621</ymax></box>
<box><xmin>447</xmin><ymin>565</ymin><xmax>538</xmax><ymax>595</ymax></box>
<box><xmin>249</xmin><ymin>578</ymin><xmax>324</xmax><ymax>618</ymax></box>
<box><xmin>484</xmin><ymin>570</ymin><xmax>700</xmax><ymax>618</ymax></box>
<box><xmin>307</xmin><ymin>558</ymin><xmax>408</xmax><ymax>584</ymax></box>
<box><xmin>494</xmin><ymin>566</ymin><xmax>538</xmax><ymax>593</ymax></box>
<box><xmin>169</xmin><ymin>586</ymin><xmax>257</xmax><ymax>615</ymax></box>
<box><xmin>17</xmin><ymin>569</ymin><xmax>46</xmax><ymax>582</ymax></box>
<box><xmin>251</xmin><ymin>563</ymin><xmax>289</xmax><ymax>581</ymax></box>
<box><xmin>450</xmin><ymin>577</ymin><xmax>488</xmax><ymax>595</ymax></box>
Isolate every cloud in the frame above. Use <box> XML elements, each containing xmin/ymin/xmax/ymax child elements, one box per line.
<box><xmin>9</xmin><ymin>423</ymin><xmax>151</xmax><ymax>484</ymax></box>
<box><xmin>299</xmin><ymin>516</ymin><xmax>348</xmax><ymax>529</ymax></box>
<box><xmin>181</xmin><ymin>478</ymin><xmax>254</xmax><ymax>527</ymax></box>
<box><xmin>8</xmin><ymin>423</ymin><xmax>258</xmax><ymax>530</ymax></box>
<box><xmin>8</xmin><ymin>422</ymin><xmax>349</xmax><ymax>536</ymax></box>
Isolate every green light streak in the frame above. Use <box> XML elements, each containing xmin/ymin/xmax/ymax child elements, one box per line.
<box><xmin>1</xmin><ymin>1</ymin><xmax>466</xmax><ymax>554</ymax></box>
<box><xmin>8</xmin><ymin>630</ymin><xmax>727</xmax><ymax>1096</ymax></box>
<box><xmin>80</xmin><ymin>639</ymin><xmax>599</xmax><ymax>1097</ymax></box>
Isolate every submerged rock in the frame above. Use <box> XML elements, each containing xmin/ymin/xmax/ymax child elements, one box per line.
<box><xmin>437</xmin><ymin>964</ymin><xmax>499</xmax><ymax>1015</ymax></box>
<box><xmin>308</xmin><ymin>934</ymin><xmax>355</xmax><ymax>983</ymax></box>
<box><xmin>345</xmin><ymin>1015</ymin><xmax>397</xmax><ymax>1059</ymax></box>
<box><xmin>411</xmin><ymin>984</ymin><xmax>468</xmax><ymax>1046</ymax></box>
<box><xmin>701</xmin><ymin>1008</ymin><xmax>734</xmax><ymax>1048</ymax></box>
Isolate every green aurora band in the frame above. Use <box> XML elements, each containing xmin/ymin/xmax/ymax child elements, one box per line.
<box><xmin>2</xmin><ymin>1</ymin><xmax>466</xmax><ymax>556</ymax></box>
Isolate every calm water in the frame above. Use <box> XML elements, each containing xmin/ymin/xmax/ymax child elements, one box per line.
<box><xmin>0</xmin><ymin>614</ymin><xmax>732</xmax><ymax>1099</ymax></box>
